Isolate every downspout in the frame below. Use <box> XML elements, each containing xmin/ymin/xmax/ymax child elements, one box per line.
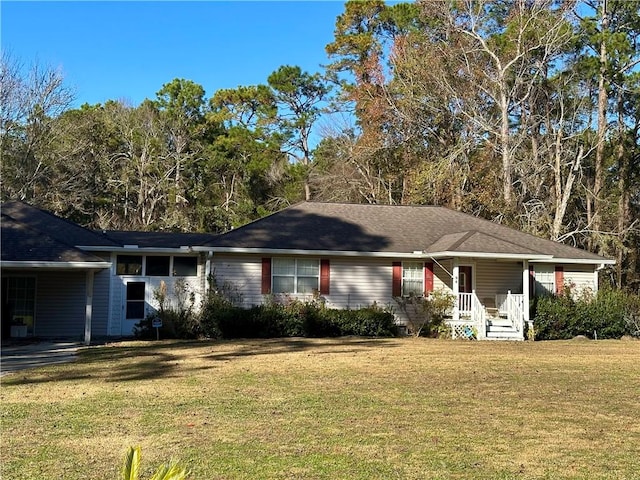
<box><xmin>204</xmin><ymin>251</ymin><xmax>214</xmax><ymax>294</ymax></box>
<box><xmin>522</xmin><ymin>260</ymin><xmax>530</xmax><ymax>339</ymax></box>
<box><xmin>595</xmin><ymin>263</ymin><xmax>605</xmax><ymax>293</ymax></box>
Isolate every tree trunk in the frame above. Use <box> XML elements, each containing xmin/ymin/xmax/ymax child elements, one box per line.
<box><xmin>593</xmin><ymin>0</ymin><xmax>609</xmax><ymax>252</ymax></box>
<box><xmin>616</xmin><ymin>91</ymin><xmax>630</xmax><ymax>288</ymax></box>
<box><xmin>500</xmin><ymin>89</ymin><xmax>512</xmax><ymax>206</ymax></box>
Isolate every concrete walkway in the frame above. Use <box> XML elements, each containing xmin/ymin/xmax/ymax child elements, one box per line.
<box><xmin>0</xmin><ymin>342</ymin><xmax>81</xmax><ymax>376</ymax></box>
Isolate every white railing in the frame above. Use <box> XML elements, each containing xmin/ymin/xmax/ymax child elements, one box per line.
<box><xmin>454</xmin><ymin>292</ymin><xmax>486</xmax><ymax>339</ymax></box>
<box><xmin>458</xmin><ymin>293</ymin><xmax>472</xmax><ymax>315</ymax></box>
<box><xmin>471</xmin><ymin>292</ymin><xmax>486</xmax><ymax>339</ymax></box>
<box><xmin>504</xmin><ymin>291</ymin><xmax>525</xmax><ymax>333</ymax></box>
<box><xmin>495</xmin><ymin>294</ymin><xmax>509</xmax><ymax>315</ymax></box>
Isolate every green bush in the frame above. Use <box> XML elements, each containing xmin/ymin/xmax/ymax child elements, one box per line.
<box><xmin>138</xmin><ymin>276</ymin><xmax>398</xmax><ymax>340</ymax></box>
<box><xmin>200</xmin><ymin>296</ymin><xmax>397</xmax><ymax>339</ymax></box>
<box><xmin>533</xmin><ymin>287</ymin><xmax>640</xmax><ymax>340</ymax></box>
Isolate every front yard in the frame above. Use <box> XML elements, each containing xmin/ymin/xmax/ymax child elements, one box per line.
<box><xmin>1</xmin><ymin>338</ymin><xmax>639</xmax><ymax>479</ymax></box>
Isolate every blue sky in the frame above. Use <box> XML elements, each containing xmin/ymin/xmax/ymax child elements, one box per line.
<box><xmin>2</xmin><ymin>1</ymin><xmax>347</xmax><ymax>107</ymax></box>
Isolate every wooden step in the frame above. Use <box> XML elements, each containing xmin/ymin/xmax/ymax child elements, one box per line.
<box><xmin>485</xmin><ymin>330</ymin><xmax>524</xmax><ymax>341</ymax></box>
<box><xmin>487</xmin><ymin>318</ymin><xmax>513</xmax><ymax>328</ymax></box>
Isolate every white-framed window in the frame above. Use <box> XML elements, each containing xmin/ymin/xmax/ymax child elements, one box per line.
<box><xmin>116</xmin><ymin>255</ymin><xmax>198</xmax><ymax>277</ymax></box>
<box><xmin>534</xmin><ymin>264</ymin><xmax>555</xmax><ymax>296</ymax></box>
<box><xmin>402</xmin><ymin>262</ymin><xmax>424</xmax><ymax>297</ymax></box>
<box><xmin>272</xmin><ymin>258</ymin><xmax>319</xmax><ymax>294</ymax></box>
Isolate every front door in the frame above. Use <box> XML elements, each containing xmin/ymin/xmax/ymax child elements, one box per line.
<box><xmin>459</xmin><ymin>266</ymin><xmax>473</xmax><ymax>293</ymax></box>
<box><xmin>122</xmin><ymin>281</ymin><xmax>146</xmax><ymax>336</ymax></box>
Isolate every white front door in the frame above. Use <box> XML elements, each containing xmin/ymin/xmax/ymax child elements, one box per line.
<box><xmin>121</xmin><ymin>280</ymin><xmax>147</xmax><ymax>336</ymax></box>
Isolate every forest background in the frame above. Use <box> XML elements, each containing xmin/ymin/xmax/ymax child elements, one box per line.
<box><xmin>1</xmin><ymin>0</ymin><xmax>638</xmax><ymax>290</ymax></box>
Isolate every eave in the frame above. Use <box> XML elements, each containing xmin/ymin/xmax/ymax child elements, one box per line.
<box><xmin>0</xmin><ymin>261</ymin><xmax>112</xmax><ymax>269</ymax></box>
<box><xmin>79</xmin><ymin>246</ymin><xmax>206</xmax><ymax>254</ymax></box>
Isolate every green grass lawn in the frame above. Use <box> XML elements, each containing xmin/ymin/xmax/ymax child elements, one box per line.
<box><xmin>1</xmin><ymin>338</ymin><xmax>639</xmax><ymax>479</ymax></box>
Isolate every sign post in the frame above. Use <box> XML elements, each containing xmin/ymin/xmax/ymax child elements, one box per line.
<box><xmin>152</xmin><ymin>317</ymin><xmax>162</xmax><ymax>340</ymax></box>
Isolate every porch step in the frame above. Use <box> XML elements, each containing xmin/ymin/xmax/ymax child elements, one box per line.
<box><xmin>485</xmin><ymin>325</ymin><xmax>523</xmax><ymax>341</ymax></box>
<box><xmin>487</xmin><ymin>317</ymin><xmax>512</xmax><ymax>328</ymax></box>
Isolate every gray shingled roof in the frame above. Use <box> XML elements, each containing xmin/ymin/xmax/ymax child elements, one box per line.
<box><xmin>1</xmin><ymin>200</ymin><xmax>214</xmax><ymax>261</ymax></box>
<box><xmin>208</xmin><ymin>202</ymin><xmax>609</xmax><ymax>262</ymax></box>
<box><xmin>1</xmin><ymin>214</ymin><xmax>107</xmax><ymax>264</ymax></box>
<box><xmin>100</xmin><ymin>230</ymin><xmax>217</xmax><ymax>249</ymax></box>
<box><xmin>1</xmin><ymin>201</ymin><xmax>118</xmax><ymax>248</ymax></box>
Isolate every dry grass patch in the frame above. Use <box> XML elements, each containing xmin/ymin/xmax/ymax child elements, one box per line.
<box><xmin>1</xmin><ymin>338</ymin><xmax>639</xmax><ymax>479</ymax></box>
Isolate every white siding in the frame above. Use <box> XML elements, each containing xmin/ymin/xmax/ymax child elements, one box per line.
<box><xmin>92</xmin><ymin>256</ymin><xmax>111</xmax><ymax>337</ymax></box>
<box><xmin>325</xmin><ymin>257</ymin><xmax>394</xmax><ymax>309</ymax></box>
<box><xmin>562</xmin><ymin>264</ymin><xmax>597</xmax><ymax>297</ymax></box>
<box><xmin>434</xmin><ymin>260</ymin><xmax>453</xmax><ymax>293</ymax></box>
<box><xmin>213</xmin><ymin>254</ymin><xmax>398</xmax><ymax>309</ymax></box>
<box><xmin>35</xmin><ymin>271</ymin><xmax>86</xmax><ymax>338</ymax></box>
<box><xmin>474</xmin><ymin>260</ymin><xmax>523</xmax><ymax>299</ymax></box>
<box><xmin>107</xmin><ymin>254</ymin><xmax>207</xmax><ymax>336</ymax></box>
<box><xmin>211</xmin><ymin>255</ymin><xmax>265</xmax><ymax>307</ymax></box>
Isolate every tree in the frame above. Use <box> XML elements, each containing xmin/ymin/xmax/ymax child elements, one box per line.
<box><xmin>267</xmin><ymin>65</ymin><xmax>330</xmax><ymax>201</ymax></box>
<box><xmin>574</xmin><ymin>0</ymin><xmax>640</xmax><ymax>280</ymax></box>
<box><xmin>154</xmin><ymin>79</ymin><xmax>208</xmax><ymax>224</ymax></box>
<box><xmin>0</xmin><ymin>53</ymin><xmax>75</xmax><ymax>203</ymax></box>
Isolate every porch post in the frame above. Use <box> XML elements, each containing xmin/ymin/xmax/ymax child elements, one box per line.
<box><xmin>522</xmin><ymin>260</ymin><xmax>530</xmax><ymax>338</ymax></box>
<box><xmin>452</xmin><ymin>258</ymin><xmax>460</xmax><ymax>322</ymax></box>
<box><xmin>84</xmin><ymin>270</ymin><xmax>95</xmax><ymax>346</ymax></box>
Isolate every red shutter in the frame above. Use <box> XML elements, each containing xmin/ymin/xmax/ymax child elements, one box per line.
<box><xmin>555</xmin><ymin>266</ymin><xmax>564</xmax><ymax>295</ymax></box>
<box><xmin>424</xmin><ymin>262</ymin><xmax>434</xmax><ymax>295</ymax></box>
<box><xmin>261</xmin><ymin>258</ymin><xmax>271</xmax><ymax>294</ymax></box>
<box><xmin>320</xmin><ymin>259</ymin><xmax>330</xmax><ymax>295</ymax></box>
<box><xmin>529</xmin><ymin>264</ymin><xmax>535</xmax><ymax>297</ymax></box>
<box><xmin>392</xmin><ymin>262</ymin><xmax>402</xmax><ymax>297</ymax></box>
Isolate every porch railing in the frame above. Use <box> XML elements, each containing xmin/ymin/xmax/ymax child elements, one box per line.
<box><xmin>496</xmin><ymin>292</ymin><xmax>525</xmax><ymax>332</ymax></box>
<box><xmin>458</xmin><ymin>292</ymin><xmax>473</xmax><ymax>316</ymax></box>
<box><xmin>457</xmin><ymin>291</ymin><xmax>524</xmax><ymax>337</ymax></box>
<box><xmin>455</xmin><ymin>292</ymin><xmax>486</xmax><ymax>339</ymax></box>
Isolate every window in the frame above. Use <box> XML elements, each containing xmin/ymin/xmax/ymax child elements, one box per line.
<box><xmin>272</xmin><ymin>258</ymin><xmax>319</xmax><ymax>294</ymax></box>
<box><xmin>5</xmin><ymin>277</ymin><xmax>36</xmax><ymax>336</ymax></box>
<box><xmin>117</xmin><ymin>255</ymin><xmax>142</xmax><ymax>275</ymax></box>
<box><xmin>534</xmin><ymin>265</ymin><xmax>554</xmax><ymax>296</ymax></box>
<box><xmin>402</xmin><ymin>262</ymin><xmax>424</xmax><ymax>297</ymax></box>
<box><xmin>146</xmin><ymin>256</ymin><xmax>170</xmax><ymax>276</ymax></box>
<box><xmin>125</xmin><ymin>282</ymin><xmax>146</xmax><ymax>319</ymax></box>
<box><xmin>173</xmin><ymin>257</ymin><xmax>198</xmax><ymax>276</ymax></box>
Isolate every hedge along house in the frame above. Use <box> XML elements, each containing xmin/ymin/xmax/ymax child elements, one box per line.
<box><xmin>1</xmin><ymin>201</ymin><xmax>215</xmax><ymax>343</ymax></box>
<box><xmin>205</xmin><ymin>202</ymin><xmax>615</xmax><ymax>340</ymax></box>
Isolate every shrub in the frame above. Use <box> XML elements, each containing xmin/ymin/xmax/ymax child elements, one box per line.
<box><xmin>134</xmin><ymin>279</ymin><xmax>200</xmax><ymax>340</ymax></box>
<box><xmin>204</xmin><ymin>296</ymin><xmax>397</xmax><ymax>339</ymax></box>
<box><xmin>393</xmin><ymin>289</ymin><xmax>455</xmax><ymax>337</ymax></box>
<box><xmin>143</xmin><ymin>275</ymin><xmax>398</xmax><ymax>340</ymax></box>
<box><xmin>533</xmin><ymin>287</ymin><xmax>640</xmax><ymax>340</ymax></box>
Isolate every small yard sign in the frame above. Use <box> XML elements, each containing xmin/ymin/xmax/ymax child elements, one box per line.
<box><xmin>152</xmin><ymin>317</ymin><xmax>162</xmax><ymax>328</ymax></box>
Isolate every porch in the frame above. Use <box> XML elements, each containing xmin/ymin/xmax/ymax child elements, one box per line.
<box><xmin>448</xmin><ymin>291</ymin><xmax>527</xmax><ymax>340</ymax></box>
